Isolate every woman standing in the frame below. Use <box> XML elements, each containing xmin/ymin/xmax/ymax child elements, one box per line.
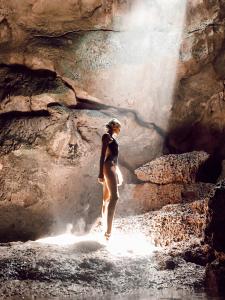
<box><xmin>98</xmin><ymin>118</ymin><xmax>123</xmax><ymax>240</ymax></box>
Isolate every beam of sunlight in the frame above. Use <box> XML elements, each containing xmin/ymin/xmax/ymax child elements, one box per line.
<box><xmin>100</xmin><ymin>0</ymin><xmax>187</xmax><ymax>129</ymax></box>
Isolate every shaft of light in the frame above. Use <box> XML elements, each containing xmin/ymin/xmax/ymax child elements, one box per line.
<box><xmin>99</xmin><ymin>0</ymin><xmax>187</xmax><ymax>128</ymax></box>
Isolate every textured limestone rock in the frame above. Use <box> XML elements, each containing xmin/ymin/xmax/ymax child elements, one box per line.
<box><xmin>118</xmin><ymin>181</ymin><xmax>215</xmax><ymax>216</ymax></box>
<box><xmin>178</xmin><ymin>1</ymin><xmax>225</xmax><ymax>78</ymax></box>
<box><xmin>118</xmin><ymin>183</ymin><xmax>183</xmax><ymax>215</ymax></box>
<box><xmin>0</xmin><ymin>0</ymin><xmax>110</xmax><ymax>38</ymax></box>
<box><xmin>149</xmin><ymin>199</ymin><xmax>208</xmax><ymax>247</ymax></box>
<box><xmin>135</xmin><ymin>151</ymin><xmax>209</xmax><ymax>184</ymax></box>
<box><xmin>166</xmin><ymin>64</ymin><xmax>225</xmax><ymax>154</ymax></box>
<box><xmin>182</xmin><ymin>243</ymin><xmax>214</xmax><ymax>266</ymax></box>
<box><xmin>0</xmin><ymin>60</ymin><xmax>164</xmax><ymax>167</ymax></box>
<box><xmin>0</xmin><ymin>0</ymin><xmax>223</xmax><ymax>159</ymax></box>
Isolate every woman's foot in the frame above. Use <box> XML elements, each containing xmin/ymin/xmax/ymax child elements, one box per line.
<box><xmin>104</xmin><ymin>232</ymin><xmax>111</xmax><ymax>241</ymax></box>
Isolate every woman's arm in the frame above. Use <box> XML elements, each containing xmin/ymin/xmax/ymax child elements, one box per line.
<box><xmin>98</xmin><ymin>133</ymin><xmax>111</xmax><ymax>179</ymax></box>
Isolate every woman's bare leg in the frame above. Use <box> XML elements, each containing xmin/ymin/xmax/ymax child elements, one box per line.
<box><xmin>104</xmin><ymin>165</ymin><xmax>119</xmax><ymax>236</ymax></box>
<box><xmin>102</xmin><ymin>181</ymin><xmax>110</xmax><ymax>230</ymax></box>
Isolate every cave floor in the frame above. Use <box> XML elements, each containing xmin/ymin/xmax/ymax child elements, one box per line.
<box><xmin>0</xmin><ymin>211</ymin><xmax>210</xmax><ymax>299</ymax></box>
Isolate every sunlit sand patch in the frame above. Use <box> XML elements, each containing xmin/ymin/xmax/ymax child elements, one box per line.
<box><xmin>36</xmin><ymin>233</ymin><xmax>82</xmax><ymax>246</ymax></box>
<box><xmin>105</xmin><ymin>231</ymin><xmax>157</xmax><ymax>257</ymax></box>
<box><xmin>35</xmin><ymin>225</ymin><xmax>99</xmax><ymax>246</ymax></box>
<box><xmin>36</xmin><ymin>227</ymin><xmax>157</xmax><ymax>257</ymax></box>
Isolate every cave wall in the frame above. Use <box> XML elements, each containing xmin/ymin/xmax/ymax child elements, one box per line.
<box><xmin>166</xmin><ymin>1</ymin><xmax>225</xmax><ymax>156</ymax></box>
<box><xmin>205</xmin><ymin>180</ymin><xmax>225</xmax><ymax>296</ymax></box>
<box><xmin>0</xmin><ymin>0</ymin><xmax>224</xmax><ymax>241</ymax></box>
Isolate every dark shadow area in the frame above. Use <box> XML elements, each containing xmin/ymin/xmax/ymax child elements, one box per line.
<box><xmin>196</xmin><ymin>154</ymin><xmax>223</xmax><ymax>184</ymax></box>
<box><xmin>0</xmin><ymin>203</ymin><xmax>99</xmax><ymax>243</ymax></box>
<box><xmin>0</xmin><ymin>110</ymin><xmax>50</xmax><ymax>120</ymax></box>
<box><xmin>70</xmin><ymin>240</ymin><xmax>105</xmax><ymax>253</ymax></box>
<box><xmin>0</xmin><ymin>63</ymin><xmax>67</xmax><ymax>101</ymax></box>
<box><xmin>164</xmin><ymin>123</ymin><xmax>225</xmax><ymax>183</ymax></box>
<box><xmin>205</xmin><ymin>185</ymin><xmax>225</xmax><ymax>252</ymax></box>
<box><xmin>0</xmin><ymin>205</ymin><xmax>54</xmax><ymax>243</ymax></box>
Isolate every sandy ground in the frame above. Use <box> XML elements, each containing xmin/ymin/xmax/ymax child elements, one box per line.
<box><xmin>0</xmin><ymin>211</ymin><xmax>209</xmax><ymax>299</ymax></box>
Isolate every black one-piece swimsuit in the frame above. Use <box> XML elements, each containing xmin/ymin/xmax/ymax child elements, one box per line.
<box><xmin>105</xmin><ymin>136</ymin><xmax>119</xmax><ymax>164</ymax></box>
<box><xmin>103</xmin><ymin>136</ymin><xmax>119</xmax><ymax>186</ymax></box>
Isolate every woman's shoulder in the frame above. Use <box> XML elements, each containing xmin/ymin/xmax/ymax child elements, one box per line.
<box><xmin>102</xmin><ymin>133</ymin><xmax>113</xmax><ymax>143</ymax></box>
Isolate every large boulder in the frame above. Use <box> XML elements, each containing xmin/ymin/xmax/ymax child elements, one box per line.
<box><xmin>135</xmin><ymin>151</ymin><xmax>209</xmax><ymax>184</ymax></box>
<box><xmin>118</xmin><ymin>183</ymin><xmax>183</xmax><ymax>215</ymax></box>
<box><xmin>118</xmin><ymin>182</ymin><xmax>215</xmax><ymax>216</ymax></box>
<box><xmin>149</xmin><ymin>199</ymin><xmax>209</xmax><ymax>247</ymax></box>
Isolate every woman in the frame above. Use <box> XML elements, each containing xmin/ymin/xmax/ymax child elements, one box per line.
<box><xmin>98</xmin><ymin>118</ymin><xmax>123</xmax><ymax>240</ymax></box>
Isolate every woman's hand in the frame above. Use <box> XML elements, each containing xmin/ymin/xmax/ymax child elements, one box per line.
<box><xmin>98</xmin><ymin>177</ymin><xmax>105</xmax><ymax>184</ymax></box>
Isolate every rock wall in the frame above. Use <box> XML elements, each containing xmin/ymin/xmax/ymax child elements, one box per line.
<box><xmin>166</xmin><ymin>1</ymin><xmax>225</xmax><ymax>164</ymax></box>
<box><xmin>205</xmin><ymin>181</ymin><xmax>225</xmax><ymax>296</ymax></box>
<box><xmin>0</xmin><ymin>0</ymin><xmax>224</xmax><ymax>241</ymax></box>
